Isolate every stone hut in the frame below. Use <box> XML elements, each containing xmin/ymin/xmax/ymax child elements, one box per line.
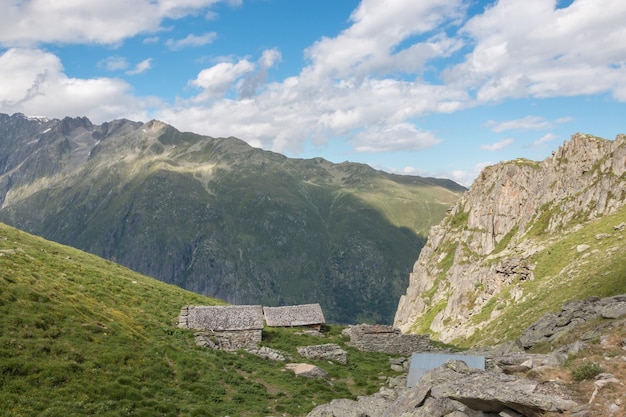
<box><xmin>178</xmin><ymin>305</ymin><xmax>264</xmax><ymax>351</ymax></box>
<box><xmin>263</xmin><ymin>303</ymin><xmax>325</xmax><ymax>331</ymax></box>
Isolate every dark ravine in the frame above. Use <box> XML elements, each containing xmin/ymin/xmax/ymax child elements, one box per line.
<box><xmin>0</xmin><ymin>112</ymin><xmax>464</xmax><ymax>324</ymax></box>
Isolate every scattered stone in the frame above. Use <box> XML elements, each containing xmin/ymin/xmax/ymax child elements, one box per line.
<box><xmin>246</xmin><ymin>346</ymin><xmax>288</xmax><ymax>361</ymax></box>
<box><xmin>390</xmin><ymin>364</ymin><xmax>404</xmax><ymax>372</ymax></box>
<box><xmin>570</xmin><ymin>404</ymin><xmax>591</xmax><ymax>417</ymax></box>
<box><xmin>576</xmin><ymin>244</ymin><xmax>590</xmax><ymax>253</ymax></box>
<box><xmin>299</xmin><ymin>330</ymin><xmax>324</xmax><ymax>337</ymax></box>
<box><xmin>284</xmin><ymin>363</ymin><xmax>328</xmax><ymax>379</ymax></box>
<box><xmin>588</xmin><ymin>374</ymin><xmax>622</xmax><ymax>404</ymax></box>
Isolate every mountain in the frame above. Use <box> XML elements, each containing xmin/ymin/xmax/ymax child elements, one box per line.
<box><xmin>0</xmin><ymin>112</ymin><xmax>465</xmax><ymax>324</ymax></box>
<box><xmin>394</xmin><ymin>133</ymin><xmax>626</xmax><ymax>346</ymax></box>
<box><xmin>0</xmin><ymin>222</ymin><xmax>403</xmax><ymax>416</ymax></box>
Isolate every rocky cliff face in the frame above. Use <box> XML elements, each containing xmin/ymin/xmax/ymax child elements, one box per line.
<box><xmin>394</xmin><ymin>133</ymin><xmax>626</xmax><ymax>343</ymax></box>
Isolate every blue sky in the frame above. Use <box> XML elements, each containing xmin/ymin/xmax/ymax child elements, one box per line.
<box><xmin>1</xmin><ymin>0</ymin><xmax>625</xmax><ymax>186</ymax></box>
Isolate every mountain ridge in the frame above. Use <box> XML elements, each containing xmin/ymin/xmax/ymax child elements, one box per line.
<box><xmin>0</xmin><ymin>112</ymin><xmax>464</xmax><ymax>324</ymax></box>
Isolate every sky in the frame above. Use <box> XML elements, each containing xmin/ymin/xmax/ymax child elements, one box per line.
<box><xmin>1</xmin><ymin>0</ymin><xmax>625</xmax><ymax>186</ymax></box>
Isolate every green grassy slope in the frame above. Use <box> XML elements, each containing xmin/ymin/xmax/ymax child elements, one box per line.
<box><xmin>0</xmin><ymin>223</ymin><xmax>401</xmax><ymax>417</ymax></box>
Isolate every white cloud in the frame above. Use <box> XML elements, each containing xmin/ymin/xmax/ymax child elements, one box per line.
<box><xmin>126</xmin><ymin>58</ymin><xmax>153</xmax><ymax>75</ymax></box>
<box><xmin>445</xmin><ymin>0</ymin><xmax>626</xmax><ymax>102</ymax></box>
<box><xmin>0</xmin><ymin>0</ymin><xmax>232</xmax><ymax>47</ymax></box>
<box><xmin>302</xmin><ymin>0</ymin><xmax>465</xmax><ymax>83</ymax></box>
<box><xmin>481</xmin><ymin>138</ymin><xmax>514</xmax><ymax>151</ymax></box>
<box><xmin>190</xmin><ymin>59</ymin><xmax>255</xmax><ymax>101</ymax></box>
<box><xmin>99</xmin><ymin>56</ymin><xmax>129</xmax><ymax>71</ymax></box>
<box><xmin>351</xmin><ymin>123</ymin><xmax>441</xmax><ymax>153</ymax></box>
<box><xmin>165</xmin><ymin>32</ymin><xmax>217</xmax><ymax>50</ymax></box>
<box><xmin>485</xmin><ymin>115</ymin><xmax>573</xmax><ymax>132</ymax></box>
<box><xmin>532</xmin><ymin>133</ymin><xmax>557</xmax><ymax>146</ymax></box>
<box><xmin>0</xmin><ymin>48</ymin><xmax>154</xmax><ymax>123</ymax></box>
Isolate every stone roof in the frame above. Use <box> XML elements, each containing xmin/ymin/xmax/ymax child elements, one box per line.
<box><xmin>263</xmin><ymin>303</ymin><xmax>325</xmax><ymax>327</ymax></box>
<box><xmin>181</xmin><ymin>305</ymin><xmax>264</xmax><ymax>331</ymax></box>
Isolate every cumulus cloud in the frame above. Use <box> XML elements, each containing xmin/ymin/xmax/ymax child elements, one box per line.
<box><xmin>126</xmin><ymin>58</ymin><xmax>153</xmax><ymax>75</ymax></box>
<box><xmin>239</xmin><ymin>49</ymin><xmax>282</xmax><ymax>99</ymax></box>
<box><xmin>99</xmin><ymin>56</ymin><xmax>129</xmax><ymax>71</ymax></box>
<box><xmin>189</xmin><ymin>59</ymin><xmax>255</xmax><ymax>101</ymax></box>
<box><xmin>481</xmin><ymin>138</ymin><xmax>514</xmax><ymax>151</ymax></box>
<box><xmin>0</xmin><ymin>0</ymin><xmax>233</xmax><ymax>46</ymax></box>
<box><xmin>445</xmin><ymin>0</ymin><xmax>626</xmax><ymax>102</ymax></box>
<box><xmin>0</xmin><ymin>48</ymin><xmax>154</xmax><ymax>122</ymax></box>
<box><xmin>351</xmin><ymin>123</ymin><xmax>441</xmax><ymax>153</ymax></box>
<box><xmin>302</xmin><ymin>0</ymin><xmax>465</xmax><ymax>83</ymax></box>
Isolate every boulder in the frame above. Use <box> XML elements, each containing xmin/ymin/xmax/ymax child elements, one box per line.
<box><xmin>426</xmin><ymin>361</ymin><xmax>577</xmax><ymax>417</ymax></box>
<box><xmin>306</xmin><ymin>360</ymin><xmax>578</xmax><ymax>417</ymax></box>
<box><xmin>284</xmin><ymin>363</ymin><xmax>328</xmax><ymax>379</ymax></box>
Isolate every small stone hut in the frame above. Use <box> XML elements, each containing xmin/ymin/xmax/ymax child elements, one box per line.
<box><xmin>263</xmin><ymin>303</ymin><xmax>325</xmax><ymax>331</ymax></box>
<box><xmin>178</xmin><ymin>305</ymin><xmax>264</xmax><ymax>351</ymax></box>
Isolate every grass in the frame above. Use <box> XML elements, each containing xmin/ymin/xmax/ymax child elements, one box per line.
<box><xmin>0</xmin><ymin>223</ymin><xmax>404</xmax><ymax>417</ymax></box>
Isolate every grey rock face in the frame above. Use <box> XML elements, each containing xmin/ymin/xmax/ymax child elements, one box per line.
<box><xmin>307</xmin><ymin>359</ymin><xmax>577</xmax><ymax>417</ymax></box>
<box><xmin>519</xmin><ymin>295</ymin><xmax>626</xmax><ymax>349</ymax></box>
<box><xmin>395</xmin><ymin>133</ymin><xmax>626</xmax><ymax>342</ymax></box>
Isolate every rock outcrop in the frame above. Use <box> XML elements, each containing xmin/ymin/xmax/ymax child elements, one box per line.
<box><xmin>307</xmin><ymin>360</ymin><xmax>577</xmax><ymax>417</ymax></box>
<box><xmin>394</xmin><ymin>133</ymin><xmax>626</xmax><ymax>343</ymax></box>
<box><xmin>518</xmin><ymin>294</ymin><xmax>626</xmax><ymax>349</ymax></box>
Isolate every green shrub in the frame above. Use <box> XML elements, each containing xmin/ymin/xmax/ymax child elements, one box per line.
<box><xmin>571</xmin><ymin>362</ymin><xmax>604</xmax><ymax>382</ymax></box>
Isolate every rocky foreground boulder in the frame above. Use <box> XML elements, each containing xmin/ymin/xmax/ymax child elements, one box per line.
<box><xmin>307</xmin><ymin>360</ymin><xmax>577</xmax><ymax>417</ymax></box>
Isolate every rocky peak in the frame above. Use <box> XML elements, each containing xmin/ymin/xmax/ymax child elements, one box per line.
<box><xmin>394</xmin><ymin>133</ymin><xmax>626</xmax><ymax>343</ymax></box>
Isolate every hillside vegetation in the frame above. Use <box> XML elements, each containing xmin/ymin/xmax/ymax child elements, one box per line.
<box><xmin>0</xmin><ymin>222</ymin><xmax>402</xmax><ymax>417</ymax></box>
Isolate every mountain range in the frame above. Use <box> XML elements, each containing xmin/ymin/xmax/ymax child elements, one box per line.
<box><xmin>0</xmin><ymin>112</ymin><xmax>465</xmax><ymax>324</ymax></box>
